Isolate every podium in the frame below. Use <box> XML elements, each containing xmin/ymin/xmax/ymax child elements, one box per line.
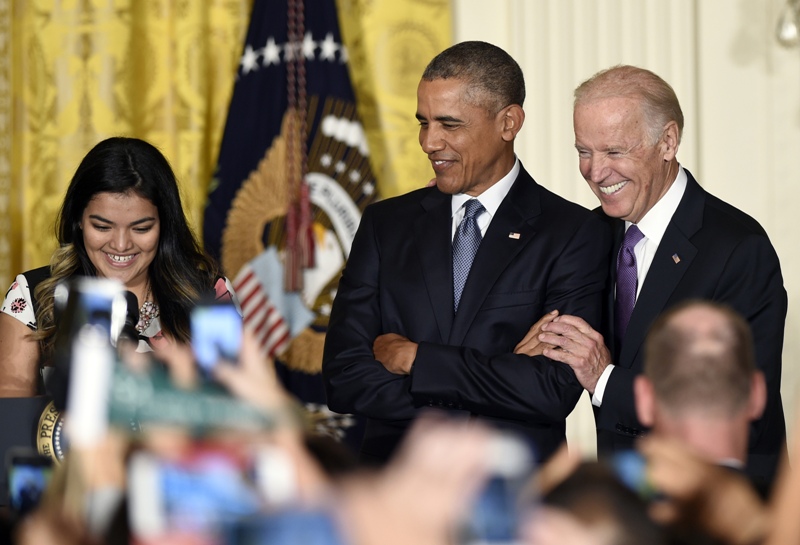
<box><xmin>0</xmin><ymin>397</ymin><xmax>52</xmax><ymax>505</ymax></box>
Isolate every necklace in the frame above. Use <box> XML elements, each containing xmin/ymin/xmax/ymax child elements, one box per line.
<box><xmin>136</xmin><ymin>283</ymin><xmax>160</xmax><ymax>334</ymax></box>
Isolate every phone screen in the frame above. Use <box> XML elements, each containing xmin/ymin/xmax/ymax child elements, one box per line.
<box><xmin>221</xmin><ymin>510</ymin><xmax>347</xmax><ymax>545</ymax></box>
<box><xmin>610</xmin><ymin>450</ymin><xmax>662</xmax><ymax>501</ymax></box>
<box><xmin>6</xmin><ymin>450</ymin><xmax>53</xmax><ymax>516</ymax></box>
<box><xmin>128</xmin><ymin>448</ymin><xmax>262</xmax><ymax>541</ymax></box>
<box><xmin>191</xmin><ymin>302</ymin><xmax>242</xmax><ymax>374</ymax></box>
<box><xmin>460</xmin><ymin>434</ymin><xmax>537</xmax><ymax>545</ymax></box>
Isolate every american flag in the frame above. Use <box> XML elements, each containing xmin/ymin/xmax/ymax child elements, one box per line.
<box><xmin>233</xmin><ymin>247</ymin><xmax>314</xmax><ymax>358</ymax></box>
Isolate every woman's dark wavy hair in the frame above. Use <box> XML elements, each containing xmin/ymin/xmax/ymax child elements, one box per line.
<box><xmin>34</xmin><ymin>137</ymin><xmax>219</xmax><ymax>357</ymax></box>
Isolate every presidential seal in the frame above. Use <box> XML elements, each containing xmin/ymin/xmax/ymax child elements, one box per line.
<box><xmin>36</xmin><ymin>401</ymin><xmax>67</xmax><ymax>463</ymax></box>
<box><xmin>222</xmin><ymin>101</ymin><xmax>376</xmax><ymax>373</ymax></box>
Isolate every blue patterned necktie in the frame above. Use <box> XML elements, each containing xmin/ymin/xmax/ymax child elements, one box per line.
<box><xmin>452</xmin><ymin>199</ymin><xmax>485</xmax><ymax>313</ymax></box>
<box><xmin>615</xmin><ymin>224</ymin><xmax>645</xmax><ymax>343</ymax></box>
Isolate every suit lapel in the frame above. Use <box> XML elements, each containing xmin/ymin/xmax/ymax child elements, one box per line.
<box><xmin>617</xmin><ymin>172</ymin><xmax>705</xmax><ymax>368</ymax></box>
<box><xmin>413</xmin><ymin>189</ymin><xmax>455</xmax><ymax>342</ymax></box>
<box><xmin>448</xmin><ymin>167</ymin><xmax>542</xmax><ymax>345</ymax></box>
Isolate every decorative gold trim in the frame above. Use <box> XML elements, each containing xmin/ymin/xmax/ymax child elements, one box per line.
<box><xmin>36</xmin><ymin>401</ymin><xmax>66</xmax><ymax>464</ymax></box>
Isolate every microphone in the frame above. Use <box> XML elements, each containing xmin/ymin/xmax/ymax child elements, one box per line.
<box><xmin>118</xmin><ymin>290</ymin><xmax>140</xmax><ymax>344</ymax></box>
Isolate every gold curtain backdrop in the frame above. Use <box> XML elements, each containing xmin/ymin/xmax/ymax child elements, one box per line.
<box><xmin>336</xmin><ymin>0</ymin><xmax>452</xmax><ymax>198</ymax></box>
<box><xmin>2</xmin><ymin>0</ymin><xmax>253</xmax><ymax>286</ymax></box>
<box><xmin>0</xmin><ymin>0</ymin><xmax>451</xmax><ymax>288</ymax></box>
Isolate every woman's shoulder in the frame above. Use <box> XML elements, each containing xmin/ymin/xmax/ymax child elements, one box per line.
<box><xmin>1</xmin><ymin>266</ymin><xmax>50</xmax><ymax>329</ymax></box>
<box><xmin>21</xmin><ymin>266</ymin><xmax>51</xmax><ymax>291</ymax></box>
<box><xmin>212</xmin><ymin>276</ymin><xmax>243</xmax><ymax>316</ymax></box>
<box><xmin>213</xmin><ymin>276</ymin><xmax>239</xmax><ymax>302</ymax></box>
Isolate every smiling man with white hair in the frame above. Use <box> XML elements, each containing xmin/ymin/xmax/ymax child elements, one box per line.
<box><xmin>516</xmin><ymin>65</ymin><xmax>787</xmax><ymax>490</ymax></box>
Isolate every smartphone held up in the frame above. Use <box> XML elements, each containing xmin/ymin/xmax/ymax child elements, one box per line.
<box><xmin>5</xmin><ymin>448</ymin><xmax>53</xmax><ymax>518</ymax></box>
<box><xmin>191</xmin><ymin>299</ymin><xmax>243</xmax><ymax>377</ymax></box>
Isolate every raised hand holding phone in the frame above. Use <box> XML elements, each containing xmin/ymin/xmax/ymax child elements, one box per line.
<box><xmin>190</xmin><ymin>299</ymin><xmax>243</xmax><ymax>376</ymax></box>
<box><xmin>211</xmin><ymin>327</ymin><xmax>295</xmax><ymax>415</ymax></box>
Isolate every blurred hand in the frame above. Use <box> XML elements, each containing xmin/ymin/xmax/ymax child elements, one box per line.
<box><xmin>342</xmin><ymin>414</ymin><xmax>493</xmax><ymax>545</ymax></box>
<box><xmin>212</xmin><ymin>329</ymin><xmax>294</xmax><ymax>414</ymax></box>
<box><xmin>16</xmin><ymin>510</ymin><xmax>86</xmax><ymax>545</ymax></box>
<box><xmin>72</xmin><ymin>429</ymin><xmax>128</xmax><ymax>491</ymax></box>
<box><xmin>149</xmin><ymin>338</ymin><xmax>199</xmax><ymax>390</ymax></box>
<box><xmin>20</xmin><ymin>432</ymin><xmax>129</xmax><ymax>544</ymax></box>
<box><xmin>514</xmin><ymin>310</ymin><xmax>559</xmax><ymax>357</ymax></box>
<box><xmin>159</xmin><ymin>330</ymin><xmax>329</xmax><ymax>507</ymax></box>
<box><xmin>212</xmin><ymin>331</ymin><xmax>330</xmax><ymax>502</ymax></box>
<box><xmin>638</xmin><ymin>435</ymin><xmax>767</xmax><ymax>545</ymax></box>
<box><xmin>533</xmin><ymin>442</ymin><xmax>581</xmax><ymax>496</ymax></box>
<box><xmin>763</xmin><ymin>407</ymin><xmax>800</xmax><ymax>545</ymax></box>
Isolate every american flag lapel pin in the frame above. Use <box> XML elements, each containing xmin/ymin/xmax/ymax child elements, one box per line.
<box><xmin>508</xmin><ymin>232</ymin><xmax>521</xmax><ymax>239</ymax></box>
<box><xmin>672</xmin><ymin>253</ymin><xmax>681</xmax><ymax>264</ymax></box>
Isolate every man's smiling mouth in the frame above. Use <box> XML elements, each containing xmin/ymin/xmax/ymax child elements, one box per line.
<box><xmin>599</xmin><ymin>181</ymin><xmax>628</xmax><ymax>195</ymax></box>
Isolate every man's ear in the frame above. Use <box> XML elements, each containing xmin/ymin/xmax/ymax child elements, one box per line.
<box><xmin>747</xmin><ymin>371</ymin><xmax>767</xmax><ymax>421</ymax></box>
<box><xmin>659</xmin><ymin>120</ymin><xmax>680</xmax><ymax>161</ymax></box>
<box><xmin>500</xmin><ymin>104</ymin><xmax>525</xmax><ymax>142</ymax></box>
<box><xmin>634</xmin><ymin>375</ymin><xmax>655</xmax><ymax>427</ymax></box>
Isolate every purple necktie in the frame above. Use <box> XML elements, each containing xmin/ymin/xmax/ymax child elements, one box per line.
<box><xmin>453</xmin><ymin>199</ymin><xmax>485</xmax><ymax>313</ymax></box>
<box><xmin>615</xmin><ymin>224</ymin><xmax>644</xmax><ymax>342</ymax></box>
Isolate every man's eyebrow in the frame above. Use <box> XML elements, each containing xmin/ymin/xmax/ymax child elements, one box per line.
<box><xmin>434</xmin><ymin>115</ymin><xmax>463</xmax><ymax>123</ymax></box>
<box><xmin>415</xmin><ymin>113</ymin><xmax>464</xmax><ymax>124</ymax></box>
<box><xmin>607</xmin><ymin>142</ymin><xmax>639</xmax><ymax>153</ymax></box>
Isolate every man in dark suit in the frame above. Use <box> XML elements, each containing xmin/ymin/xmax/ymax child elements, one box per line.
<box><xmin>322</xmin><ymin>41</ymin><xmax>612</xmax><ymax>466</ymax></box>
<box><xmin>517</xmin><ymin>65</ymin><xmax>786</xmax><ymax>487</ymax></box>
<box><xmin>635</xmin><ymin>300</ymin><xmax>771</xmax><ymax>498</ymax></box>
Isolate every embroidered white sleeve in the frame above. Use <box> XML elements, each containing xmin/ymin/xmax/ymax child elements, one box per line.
<box><xmin>0</xmin><ymin>274</ymin><xmax>38</xmax><ymax>329</ymax></box>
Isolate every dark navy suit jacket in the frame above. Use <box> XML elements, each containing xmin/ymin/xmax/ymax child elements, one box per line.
<box><xmin>596</xmin><ymin>169</ymin><xmax>787</xmax><ymax>486</ymax></box>
<box><xmin>323</xmin><ymin>165</ymin><xmax>612</xmax><ymax>465</ymax></box>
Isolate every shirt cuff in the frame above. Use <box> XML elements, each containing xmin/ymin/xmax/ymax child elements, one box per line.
<box><xmin>591</xmin><ymin>364</ymin><xmax>615</xmax><ymax>407</ymax></box>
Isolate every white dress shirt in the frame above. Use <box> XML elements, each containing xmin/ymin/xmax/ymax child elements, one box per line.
<box><xmin>451</xmin><ymin>158</ymin><xmax>519</xmax><ymax>239</ymax></box>
<box><xmin>592</xmin><ymin>166</ymin><xmax>688</xmax><ymax>406</ymax></box>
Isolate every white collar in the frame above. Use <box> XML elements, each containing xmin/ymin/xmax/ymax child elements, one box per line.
<box><xmin>451</xmin><ymin>158</ymin><xmax>520</xmax><ymax>217</ymax></box>
<box><xmin>626</xmin><ymin>165</ymin><xmax>687</xmax><ymax>244</ymax></box>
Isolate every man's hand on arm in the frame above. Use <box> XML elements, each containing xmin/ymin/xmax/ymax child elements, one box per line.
<box><xmin>537</xmin><ymin>315</ymin><xmax>612</xmax><ymax>394</ymax></box>
<box><xmin>514</xmin><ymin>310</ymin><xmax>559</xmax><ymax>357</ymax></box>
<box><xmin>373</xmin><ymin>333</ymin><xmax>418</xmax><ymax>375</ymax></box>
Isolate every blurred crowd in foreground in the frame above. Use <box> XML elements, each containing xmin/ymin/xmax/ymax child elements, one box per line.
<box><xmin>0</xmin><ymin>321</ymin><xmax>798</xmax><ymax>545</ymax></box>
